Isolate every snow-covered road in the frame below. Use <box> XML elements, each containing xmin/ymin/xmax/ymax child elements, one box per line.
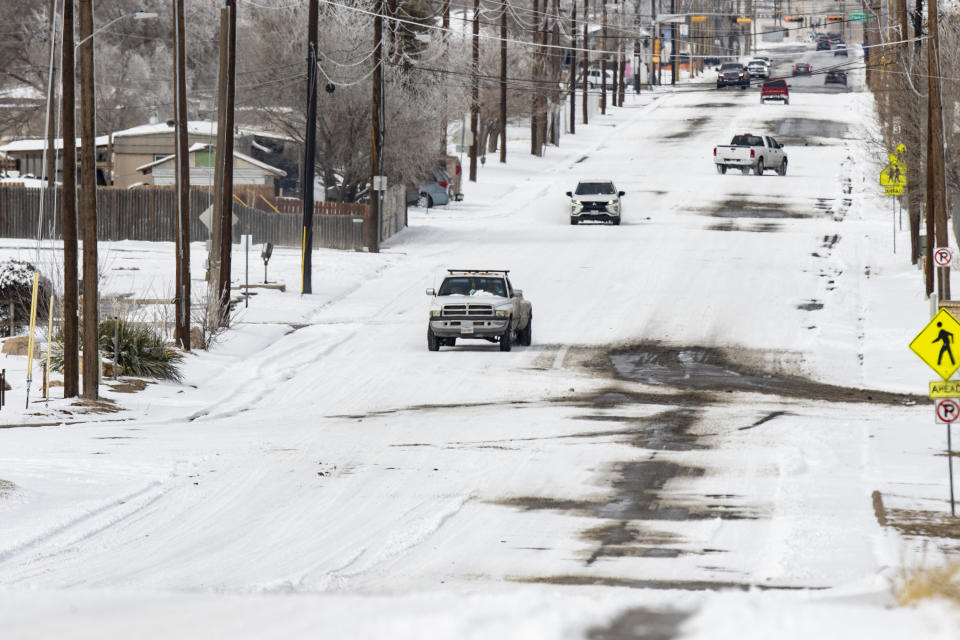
<box><xmin>1</xmin><ymin>43</ymin><xmax>957</xmax><ymax>639</ymax></box>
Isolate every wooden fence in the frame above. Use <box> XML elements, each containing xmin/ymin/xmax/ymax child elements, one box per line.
<box><xmin>0</xmin><ymin>185</ymin><xmax>370</xmax><ymax>251</ymax></box>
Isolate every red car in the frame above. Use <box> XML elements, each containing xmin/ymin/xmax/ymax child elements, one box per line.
<box><xmin>760</xmin><ymin>78</ymin><xmax>789</xmax><ymax>105</ymax></box>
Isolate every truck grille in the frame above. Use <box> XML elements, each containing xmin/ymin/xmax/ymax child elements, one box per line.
<box><xmin>442</xmin><ymin>304</ymin><xmax>494</xmax><ymax>317</ymax></box>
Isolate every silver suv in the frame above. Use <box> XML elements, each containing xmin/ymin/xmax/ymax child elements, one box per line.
<box><xmin>567</xmin><ymin>180</ymin><xmax>624</xmax><ymax>225</ymax></box>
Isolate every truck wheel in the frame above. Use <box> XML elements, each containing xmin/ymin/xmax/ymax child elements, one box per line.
<box><xmin>570</xmin><ymin>216</ymin><xmax>578</xmax><ymax>225</ymax></box>
<box><xmin>778</xmin><ymin>159</ymin><xmax>788</xmax><ymax>176</ymax></box>
<box><xmin>417</xmin><ymin>193</ymin><xmax>433</xmax><ymax>209</ymax></box>
<box><xmin>427</xmin><ymin>328</ymin><xmax>440</xmax><ymax>351</ymax></box>
<box><xmin>518</xmin><ymin>316</ymin><xmax>532</xmax><ymax>346</ymax></box>
<box><xmin>499</xmin><ymin>327</ymin><xmax>512</xmax><ymax>352</ymax></box>
<box><xmin>716</xmin><ymin>164</ymin><xmax>727</xmax><ymax>175</ymax></box>
<box><xmin>754</xmin><ymin>158</ymin><xmax>764</xmax><ymax>176</ymax></box>
<box><xmin>611</xmin><ymin>216</ymin><xmax>621</xmax><ymax>226</ymax></box>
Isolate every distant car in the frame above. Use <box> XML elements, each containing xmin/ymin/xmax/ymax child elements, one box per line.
<box><xmin>753</xmin><ymin>55</ymin><xmax>773</xmax><ymax>67</ymax></box>
<box><xmin>792</xmin><ymin>62</ymin><xmax>812</xmax><ymax>75</ymax></box>
<box><xmin>825</xmin><ymin>70</ymin><xmax>847</xmax><ymax>85</ymax></box>
<box><xmin>567</xmin><ymin>180</ymin><xmax>624</xmax><ymax>225</ymax></box>
<box><xmin>717</xmin><ymin>62</ymin><xmax>749</xmax><ymax>88</ymax></box>
<box><xmin>833</xmin><ymin>43</ymin><xmax>848</xmax><ymax>57</ymax></box>
<box><xmin>411</xmin><ymin>167</ymin><xmax>455</xmax><ymax>208</ymax></box>
<box><xmin>747</xmin><ymin>60</ymin><xmax>770</xmax><ymax>78</ymax></box>
<box><xmin>760</xmin><ymin>78</ymin><xmax>789</xmax><ymax>104</ymax></box>
<box><xmin>816</xmin><ymin>39</ymin><xmax>831</xmax><ymax>51</ymax></box>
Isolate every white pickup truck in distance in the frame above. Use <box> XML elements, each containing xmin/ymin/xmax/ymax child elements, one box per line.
<box><xmin>426</xmin><ymin>270</ymin><xmax>532</xmax><ymax>352</ymax></box>
<box><xmin>713</xmin><ymin>133</ymin><xmax>788</xmax><ymax>176</ymax></box>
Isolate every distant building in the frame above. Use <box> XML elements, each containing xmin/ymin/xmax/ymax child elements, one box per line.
<box><xmin>0</xmin><ymin>136</ymin><xmax>110</xmax><ymax>184</ymax></box>
<box><xmin>111</xmin><ymin>121</ymin><xmax>296</xmax><ymax>190</ymax></box>
<box><xmin>135</xmin><ymin>142</ymin><xmax>286</xmax><ymax>188</ymax></box>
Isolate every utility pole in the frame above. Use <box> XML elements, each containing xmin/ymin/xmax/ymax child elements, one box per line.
<box><xmin>570</xmin><ymin>0</ymin><xmax>577</xmax><ymax>135</ymax></box>
<box><xmin>928</xmin><ymin>0</ymin><xmax>949</xmax><ymax>299</ymax></box>
<box><xmin>210</xmin><ymin>6</ymin><xmax>228</xmax><ymax>323</ymax></box>
<box><xmin>470</xmin><ymin>0</ymin><xmax>480</xmax><ymax>179</ymax></box>
<box><xmin>302</xmin><ymin>0</ymin><xmax>318</xmax><ymax>294</ymax></box>
<box><xmin>601</xmin><ymin>0</ymin><xmax>607</xmax><ymax>114</ymax></box>
<box><xmin>173</xmin><ymin>0</ymin><xmax>191</xmax><ymax>349</ymax></box>
<box><xmin>670</xmin><ymin>0</ymin><xmax>676</xmax><ymax>85</ymax></box>
<box><xmin>440</xmin><ymin>0</ymin><xmax>450</xmax><ymax>157</ymax></box>
<box><xmin>582</xmin><ymin>0</ymin><xmax>589</xmax><ymax>125</ymax></box>
<box><xmin>531</xmin><ymin>0</ymin><xmax>540</xmax><ymax>155</ymax></box>
<box><xmin>60</xmin><ymin>0</ymin><xmax>78</xmax><ymax>398</ymax></box>
<box><xmin>218</xmin><ymin>0</ymin><xmax>237</xmax><ymax>321</ymax></box>
<box><xmin>617</xmin><ymin>0</ymin><xmax>625</xmax><ymax>106</ymax></box>
<box><xmin>369</xmin><ymin>0</ymin><xmax>383</xmax><ymax>251</ymax></box>
<box><xmin>44</xmin><ymin>0</ymin><xmax>58</xmax><ymax>187</ymax></box>
<box><xmin>500</xmin><ymin>0</ymin><xmax>507</xmax><ymax>162</ymax></box>
<box><xmin>78</xmin><ymin>0</ymin><xmax>97</xmax><ymax>399</ymax></box>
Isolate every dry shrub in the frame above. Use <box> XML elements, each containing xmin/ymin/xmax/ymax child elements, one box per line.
<box><xmin>894</xmin><ymin>561</ymin><xmax>960</xmax><ymax>606</ymax></box>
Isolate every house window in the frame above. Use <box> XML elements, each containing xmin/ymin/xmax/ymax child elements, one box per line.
<box><xmin>195</xmin><ymin>151</ymin><xmax>215</xmax><ymax>167</ymax></box>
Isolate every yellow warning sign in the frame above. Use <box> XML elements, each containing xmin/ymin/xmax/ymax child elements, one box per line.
<box><xmin>930</xmin><ymin>380</ymin><xmax>960</xmax><ymax>398</ymax></box>
<box><xmin>910</xmin><ymin>308</ymin><xmax>960</xmax><ymax>381</ymax></box>
<box><xmin>880</xmin><ymin>162</ymin><xmax>906</xmax><ymax>188</ymax></box>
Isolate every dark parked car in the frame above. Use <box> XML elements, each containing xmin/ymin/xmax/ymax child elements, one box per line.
<box><xmin>825</xmin><ymin>70</ymin><xmax>847</xmax><ymax>85</ymax></box>
<box><xmin>816</xmin><ymin>40</ymin><xmax>831</xmax><ymax>51</ymax></box>
<box><xmin>792</xmin><ymin>62</ymin><xmax>812</xmax><ymax>75</ymax></box>
<box><xmin>717</xmin><ymin>62</ymin><xmax>749</xmax><ymax>89</ymax></box>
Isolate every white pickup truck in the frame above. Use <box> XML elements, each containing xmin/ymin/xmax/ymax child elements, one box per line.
<box><xmin>713</xmin><ymin>133</ymin><xmax>788</xmax><ymax>176</ymax></box>
<box><xmin>426</xmin><ymin>269</ymin><xmax>532</xmax><ymax>352</ymax></box>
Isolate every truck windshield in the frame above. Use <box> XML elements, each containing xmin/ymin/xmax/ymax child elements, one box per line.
<box><xmin>731</xmin><ymin>135</ymin><xmax>764</xmax><ymax>146</ymax></box>
<box><xmin>438</xmin><ymin>277</ymin><xmax>507</xmax><ymax>297</ymax></box>
<box><xmin>720</xmin><ymin>64</ymin><xmax>741</xmax><ymax>71</ymax></box>
<box><xmin>575</xmin><ymin>182</ymin><xmax>616</xmax><ymax>195</ymax></box>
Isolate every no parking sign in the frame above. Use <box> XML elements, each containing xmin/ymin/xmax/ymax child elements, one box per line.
<box><xmin>936</xmin><ymin>398</ymin><xmax>960</xmax><ymax>424</ymax></box>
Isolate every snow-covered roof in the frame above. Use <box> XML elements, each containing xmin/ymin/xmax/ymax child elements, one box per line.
<box><xmin>136</xmin><ymin>142</ymin><xmax>286</xmax><ymax>177</ymax></box>
<box><xmin>112</xmin><ymin>120</ymin><xmax>293</xmax><ymax>142</ymax></box>
<box><xmin>0</xmin><ymin>135</ymin><xmax>110</xmax><ymax>153</ymax></box>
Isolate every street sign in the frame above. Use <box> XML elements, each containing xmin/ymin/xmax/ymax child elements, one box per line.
<box><xmin>884</xmin><ymin>185</ymin><xmax>903</xmax><ymax>196</ymax></box>
<box><xmin>880</xmin><ymin>162</ymin><xmax>906</xmax><ymax>188</ymax></box>
<box><xmin>931</xmin><ymin>380</ymin><xmax>960</xmax><ymax>398</ymax></box>
<box><xmin>935</xmin><ymin>247</ymin><xmax>954</xmax><ymax>267</ymax></box>
<box><xmin>936</xmin><ymin>398</ymin><xmax>960</xmax><ymax>424</ymax></box>
<box><xmin>679</xmin><ymin>24</ymin><xmax>688</xmax><ymax>36</ymax></box>
<box><xmin>737</xmin><ymin>17</ymin><xmax>751</xmax><ymax>23</ymax></box>
<box><xmin>198</xmin><ymin>205</ymin><xmax>238</xmax><ymax>228</ymax></box>
<box><xmin>910</xmin><ymin>308</ymin><xmax>960</xmax><ymax>380</ymax></box>
<box><xmin>851</xmin><ymin>13</ymin><xmax>867</xmax><ymax>22</ymax></box>
<box><xmin>691</xmin><ymin>15</ymin><xmax>706</xmax><ymax>22</ymax></box>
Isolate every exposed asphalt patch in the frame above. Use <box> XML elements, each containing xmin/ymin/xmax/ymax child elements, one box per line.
<box><xmin>774</xmin><ymin>117</ymin><xmax>850</xmax><ymax>145</ymax></box>
<box><xmin>708</xmin><ymin>199</ymin><xmax>810</xmax><ymax>219</ymax></box>
<box><xmin>0</xmin><ymin>479</ymin><xmax>16</xmax><ymax>499</ymax></box>
<box><xmin>587</xmin><ymin>607</ymin><xmax>691</xmax><ymax>640</ymax></box>
<box><xmin>607</xmin><ymin>343</ymin><xmax>922</xmax><ymax>405</ymax></box>
<box><xmin>739</xmin><ymin>410</ymin><xmax>790</xmax><ymax>431</ymax></box>
<box><xmin>707</xmin><ymin>221</ymin><xmax>781</xmax><ymax>233</ymax></box>
<box><xmin>516</xmin><ymin>574</ymin><xmax>821</xmax><ymax>591</ymax></box>
<box><xmin>797</xmin><ymin>300</ymin><xmax>824</xmax><ymax>311</ymax></box>
<box><xmin>691</xmin><ymin>102</ymin><xmax>737</xmax><ymax>108</ymax></box>
<box><xmin>664</xmin><ymin>115</ymin><xmax>711</xmax><ymax>139</ymax></box>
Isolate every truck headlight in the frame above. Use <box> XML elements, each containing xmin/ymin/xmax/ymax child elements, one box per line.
<box><xmin>495</xmin><ymin>310</ymin><xmax>511</xmax><ymax>318</ymax></box>
<box><xmin>430</xmin><ymin>310</ymin><xmax>441</xmax><ymax>318</ymax></box>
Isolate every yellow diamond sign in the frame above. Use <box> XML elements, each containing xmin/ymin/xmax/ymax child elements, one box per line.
<box><xmin>910</xmin><ymin>308</ymin><xmax>960</xmax><ymax>380</ymax></box>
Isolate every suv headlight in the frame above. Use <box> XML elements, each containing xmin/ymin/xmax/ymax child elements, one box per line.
<box><xmin>495</xmin><ymin>309</ymin><xmax>511</xmax><ymax>318</ymax></box>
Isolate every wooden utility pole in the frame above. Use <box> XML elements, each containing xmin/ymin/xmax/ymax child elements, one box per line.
<box><xmin>44</xmin><ymin>0</ymin><xmax>58</xmax><ymax>186</ymax></box>
<box><xmin>469</xmin><ymin>0</ymin><xmax>479</xmax><ymax>179</ymax></box>
<box><xmin>569</xmin><ymin>0</ymin><xmax>577</xmax><ymax>135</ymax></box>
<box><xmin>209</xmin><ymin>6</ymin><xmax>228</xmax><ymax>322</ymax></box>
<box><xmin>60</xmin><ymin>0</ymin><xmax>78</xmax><ymax>398</ymax></box>
<box><xmin>928</xmin><ymin>0</ymin><xmax>949</xmax><ymax>299</ymax></box>
<box><xmin>440</xmin><ymin>0</ymin><xmax>450</xmax><ymax>158</ymax></box>
<box><xmin>500</xmin><ymin>1</ymin><xmax>507</xmax><ymax>162</ymax></box>
<box><xmin>302</xmin><ymin>0</ymin><xmax>319</xmax><ymax>294</ymax></box>
<box><xmin>582</xmin><ymin>0</ymin><xmax>588</xmax><ymax>125</ymax></box>
<box><xmin>531</xmin><ymin>0</ymin><xmax>540</xmax><ymax>155</ymax></box>
<box><xmin>173</xmin><ymin>0</ymin><xmax>191</xmax><ymax>349</ymax></box>
<box><xmin>78</xmin><ymin>0</ymin><xmax>97</xmax><ymax>399</ymax></box>
<box><xmin>600</xmin><ymin>0</ymin><xmax>607</xmax><ymax>114</ymax></box>
<box><xmin>670</xmin><ymin>0</ymin><xmax>677</xmax><ymax>85</ymax></box>
<box><xmin>369</xmin><ymin>0</ymin><xmax>383</xmax><ymax>251</ymax></box>
<box><xmin>217</xmin><ymin>0</ymin><xmax>237</xmax><ymax>319</ymax></box>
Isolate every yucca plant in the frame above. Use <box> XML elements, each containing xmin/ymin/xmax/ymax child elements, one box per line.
<box><xmin>50</xmin><ymin>318</ymin><xmax>184</xmax><ymax>382</ymax></box>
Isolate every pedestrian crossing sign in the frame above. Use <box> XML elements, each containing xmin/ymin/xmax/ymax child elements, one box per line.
<box><xmin>910</xmin><ymin>308</ymin><xmax>960</xmax><ymax>380</ymax></box>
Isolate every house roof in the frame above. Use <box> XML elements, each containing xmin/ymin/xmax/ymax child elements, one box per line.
<box><xmin>136</xmin><ymin>143</ymin><xmax>286</xmax><ymax>177</ymax></box>
<box><xmin>0</xmin><ymin>135</ymin><xmax>110</xmax><ymax>153</ymax></box>
<box><xmin>113</xmin><ymin>120</ymin><xmax>293</xmax><ymax>142</ymax></box>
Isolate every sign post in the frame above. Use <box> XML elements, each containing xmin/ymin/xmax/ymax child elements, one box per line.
<box><xmin>911</xmin><ymin>308</ymin><xmax>960</xmax><ymax>516</ymax></box>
